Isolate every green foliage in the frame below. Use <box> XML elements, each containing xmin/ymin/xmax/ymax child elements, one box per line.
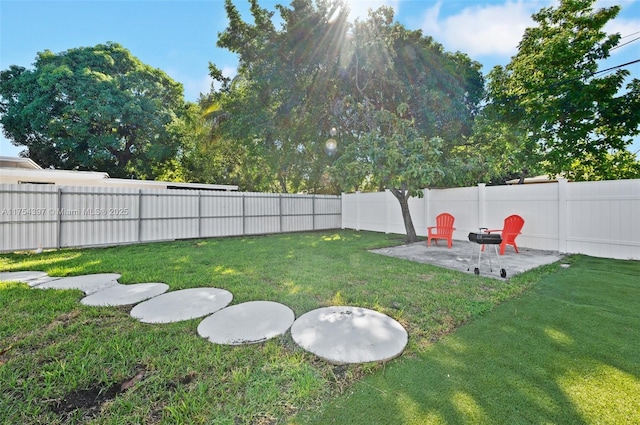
<box><xmin>484</xmin><ymin>0</ymin><xmax>640</xmax><ymax>181</ymax></box>
<box><xmin>327</xmin><ymin>6</ymin><xmax>483</xmax><ymax>239</ymax></box>
<box><xmin>158</xmin><ymin>100</ymin><xmax>274</xmax><ymax>191</ymax></box>
<box><xmin>0</xmin><ymin>42</ymin><xmax>186</xmax><ymax>179</ymax></box>
<box><xmin>211</xmin><ymin>1</ymin><xmax>483</xmax><ymax>200</ymax></box>
<box><xmin>212</xmin><ymin>0</ymin><xmax>348</xmax><ymax>193</ymax></box>
<box><xmin>452</xmin><ymin>109</ymin><xmax>544</xmax><ymax>185</ymax></box>
<box><xmin>332</xmin><ymin>105</ymin><xmax>443</xmax><ymax>195</ymax></box>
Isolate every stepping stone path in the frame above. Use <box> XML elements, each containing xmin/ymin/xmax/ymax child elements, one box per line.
<box><xmin>0</xmin><ymin>270</ymin><xmax>48</xmax><ymax>283</ymax></box>
<box><xmin>291</xmin><ymin>306</ymin><xmax>408</xmax><ymax>364</ymax></box>
<box><xmin>2</xmin><ymin>271</ymin><xmax>408</xmax><ymax>364</ymax></box>
<box><xmin>36</xmin><ymin>273</ymin><xmax>122</xmax><ymax>294</ymax></box>
<box><xmin>198</xmin><ymin>301</ymin><xmax>295</xmax><ymax>345</ymax></box>
<box><xmin>81</xmin><ymin>283</ymin><xmax>169</xmax><ymax>307</ymax></box>
<box><xmin>130</xmin><ymin>287</ymin><xmax>233</xmax><ymax>324</ymax></box>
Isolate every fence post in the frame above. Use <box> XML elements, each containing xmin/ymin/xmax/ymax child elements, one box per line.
<box><xmin>424</xmin><ymin>188</ymin><xmax>430</xmax><ymax>234</ymax></box>
<box><xmin>355</xmin><ymin>191</ymin><xmax>361</xmax><ymax>231</ymax></box>
<box><xmin>242</xmin><ymin>193</ymin><xmax>246</xmax><ymax>235</ymax></box>
<box><xmin>557</xmin><ymin>178</ymin><xmax>568</xmax><ymax>253</ymax></box>
<box><xmin>56</xmin><ymin>187</ymin><xmax>62</xmax><ymax>249</ymax></box>
<box><xmin>279</xmin><ymin>193</ymin><xmax>283</xmax><ymax>233</ymax></box>
<box><xmin>137</xmin><ymin>189</ymin><xmax>143</xmax><ymax>242</ymax></box>
<box><xmin>198</xmin><ymin>191</ymin><xmax>202</xmax><ymax>238</ymax></box>
<box><xmin>341</xmin><ymin>193</ymin><xmax>346</xmax><ymax>229</ymax></box>
<box><xmin>477</xmin><ymin>183</ymin><xmax>486</xmax><ymax>229</ymax></box>
<box><xmin>312</xmin><ymin>195</ymin><xmax>316</xmax><ymax>230</ymax></box>
<box><xmin>385</xmin><ymin>189</ymin><xmax>392</xmax><ymax>234</ymax></box>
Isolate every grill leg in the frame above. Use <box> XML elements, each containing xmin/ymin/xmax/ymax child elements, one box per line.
<box><xmin>494</xmin><ymin>245</ymin><xmax>507</xmax><ymax>278</ymax></box>
<box><xmin>488</xmin><ymin>245</ymin><xmax>493</xmax><ymax>272</ymax></box>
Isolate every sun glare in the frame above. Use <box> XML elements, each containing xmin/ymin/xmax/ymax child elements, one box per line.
<box><xmin>342</xmin><ymin>0</ymin><xmax>400</xmax><ymax>22</ymax></box>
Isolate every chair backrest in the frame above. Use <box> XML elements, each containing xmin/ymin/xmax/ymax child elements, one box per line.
<box><xmin>502</xmin><ymin>215</ymin><xmax>524</xmax><ymax>239</ymax></box>
<box><xmin>436</xmin><ymin>213</ymin><xmax>455</xmax><ymax>230</ymax></box>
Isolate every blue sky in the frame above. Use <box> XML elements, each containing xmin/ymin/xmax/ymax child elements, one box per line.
<box><xmin>1</xmin><ymin>0</ymin><xmax>639</xmax><ymax>158</ymax></box>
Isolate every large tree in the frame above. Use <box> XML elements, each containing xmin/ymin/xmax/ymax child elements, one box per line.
<box><xmin>212</xmin><ymin>0</ymin><xmax>349</xmax><ymax>193</ymax></box>
<box><xmin>211</xmin><ymin>1</ymin><xmax>482</xmax><ymax>239</ymax></box>
<box><xmin>0</xmin><ymin>42</ymin><xmax>186</xmax><ymax>179</ymax></box>
<box><xmin>329</xmin><ymin>6</ymin><xmax>484</xmax><ymax>241</ymax></box>
<box><xmin>485</xmin><ymin>0</ymin><xmax>640</xmax><ymax>181</ymax></box>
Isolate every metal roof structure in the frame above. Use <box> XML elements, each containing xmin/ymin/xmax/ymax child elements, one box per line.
<box><xmin>0</xmin><ymin>156</ymin><xmax>238</xmax><ymax>191</ymax></box>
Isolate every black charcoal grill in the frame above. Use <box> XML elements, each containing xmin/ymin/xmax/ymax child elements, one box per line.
<box><xmin>468</xmin><ymin>230</ymin><xmax>507</xmax><ymax>278</ymax></box>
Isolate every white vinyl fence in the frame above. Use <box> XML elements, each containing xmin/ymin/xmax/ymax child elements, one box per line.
<box><xmin>342</xmin><ymin>179</ymin><xmax>640</xmax><ymax>260</ymax></box>
<box><xmin>0</xmin><ymin>184</ymin><xmax>341</xmax><ymax>252</ymax></box>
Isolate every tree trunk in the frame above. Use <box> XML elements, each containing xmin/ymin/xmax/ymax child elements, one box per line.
<box><xmin>518</xmin><ymin>167</ymin><xmax>529</xmax><ymax>185</ymax></box>
<box><xmin>390</xmin><ymin>187</ymin><xmax>418</xmax><ymax>243</ymax></box>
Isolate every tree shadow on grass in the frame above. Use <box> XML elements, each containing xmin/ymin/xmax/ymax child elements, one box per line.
<box><xmin>300</xmin><ymin>256</ymin><xmax>640</xmax><ymax>424</ymax></box>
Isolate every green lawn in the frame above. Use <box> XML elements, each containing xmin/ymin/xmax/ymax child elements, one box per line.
<box><xmin>1</xmin><ymin>231</ymin><xmax>638</xmax><ymax>424</ymax></box>
<box><xmin>295</xmin><ymin>255</ymin><xmax>640</xmax><ymax>425</ymax></box>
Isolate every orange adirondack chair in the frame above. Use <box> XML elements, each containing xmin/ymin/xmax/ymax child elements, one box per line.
<box><xmin>427</xmin><ymin>213</ymin><xmax>456</xmax><ymax>249</ymax></box>
<box><xmin>482</xmin><ymin>214</ymin><xmax>525</xmax><ymax>255</ymax></box>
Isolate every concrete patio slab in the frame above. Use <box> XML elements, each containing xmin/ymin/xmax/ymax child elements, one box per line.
<box><xmin>371</xmin><ymin>241</ymin><xmax>564</xmax><ymax>279</ymax></box>
<box><xmin>130</xmin><ymin>287</ymin><xmax>233</xmax><ymax>323</ymax></box>
<box><xmin>197</xmin><ymin>301</ymin><xmax>295</xmax><ymax>345</ymax></box>
<box><xmin>80</xmin><ymin>283</ymin><xmax>169</xmax><ymax>306</ymax></box>
<box><xmin>291</xmin><ymin>306</ymin><xmax>408</xmax><ymax>364</ymax></box>
<box><xmin>35</xmin><ymin>273</ymin><xmax>122</xmax><ymax>294</ymax></box>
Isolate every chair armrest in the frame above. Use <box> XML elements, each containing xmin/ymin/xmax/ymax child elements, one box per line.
<box><xmin>484</xmin><ymin>228</ymin><xmax>501</xmax><ymax>234</ymax></box>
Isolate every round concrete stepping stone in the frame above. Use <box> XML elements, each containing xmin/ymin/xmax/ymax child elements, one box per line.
<box><xmin>130</xmin><ymin>287</ymin><xmax>233</xmax><ymax>323</ymax></box>
<box><xmin>291</xmin><ymin>306</ymin><xmax>408</xmax><ymax>364</ymax></box>
<box><xmin>80</xmin><ymin>283</ymin><xmax>169</xmax><ymax>307</ymax></box>
<box><xmin>36</xmin><ymin>273</ymin><xmax>121</xmax><ymax>294</ymax></box>
<box><xmin>197</xmin><ymin>301</ymin><xmax>295</xmax><ymax>345</ymax></box>
<box><xmin>0</xmin><ymin>271</ymin><xmax>49</xmax><ymax>283</ymax></box>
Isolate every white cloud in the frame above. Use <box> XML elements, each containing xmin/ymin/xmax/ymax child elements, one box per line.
<box><xmin>420</xmin><ymin>1</ymin><xmax>542</xmax><ymax>57</ymax></box>
<box><xmin>420</xmin><ymin>0</ymin><xmax>640</xmax><ymax>60</ymax></box>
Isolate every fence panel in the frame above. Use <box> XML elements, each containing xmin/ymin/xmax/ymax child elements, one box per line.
<box><xmin>341</xmin><ymin>179</ymin><xmax>640</xmax><ymax>260</ymax></box>
<box><xmin>314</xmin><ymin>195</ymin><xmax>342</xmax><ymax>230</ymax></box>
<box><xmin>140</xmin><ymin>189</ymin><xmax>200</xmax><ymax>242</ymax></box>
<box><xmin>200</xmin><ymin>192</ymin><xmax>244</xmax><ymax>238</ymax></box>
<box><xmin>483</xmin><ymin>183</ymin><xmax>559</xmax><ymax>251</ymax></box>
<box><xmin>565</xmin><ymin>179</ymin><xmax>640</xmax><ymax>260</ymax></box>
<box><xmin>59</xmin><ymin>187</ymin><xmax>140</xmax><ymax>247</ymax></box>
<box><xmin>281</xmin><ymin>194</ymin><xmax>313</xmax><ymax>233</ymax></box>
<box><xmin>0</xmin><ymin>184</ymin><xmax>58</xmax><ymax>251</ymax></box>
<box><xmin>0</xmin><ymin>185</ymin><xmax>341</xmax><ymax>252</ymax></box>
<box><xmin>426</xmin><ymin>187</ymin><xmax>480</xmax><ymax>240</ymax></box>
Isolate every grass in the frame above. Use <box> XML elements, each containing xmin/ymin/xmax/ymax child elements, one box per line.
<box><xmin>0</xmin><ymin>230</ymin><xmax>637</xmax><ymax>424</ymax></box>
<box><xmin>295</xmin><ymin>255</ymin><xmax>640</xmax><ymax>425</ymax></box>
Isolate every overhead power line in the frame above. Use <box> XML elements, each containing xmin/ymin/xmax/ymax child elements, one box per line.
<box><xmin>619</xmin><ymin>30</ymin><xmax>640</xmax><ymax>39</ymax></box>
<box><xmin>592</xmin><ymin>58</ymin><xmax>640</xmax><ymax>77</ymax></box>
<box><xmin>611</xmin><ymin>35</ymin><xmax>640</xmax><ymax>52</ymax></box>
<box><xmin>490</xmin><ymin>58</ymin><xmax>640</xmax><ymax>105</ymax></box>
